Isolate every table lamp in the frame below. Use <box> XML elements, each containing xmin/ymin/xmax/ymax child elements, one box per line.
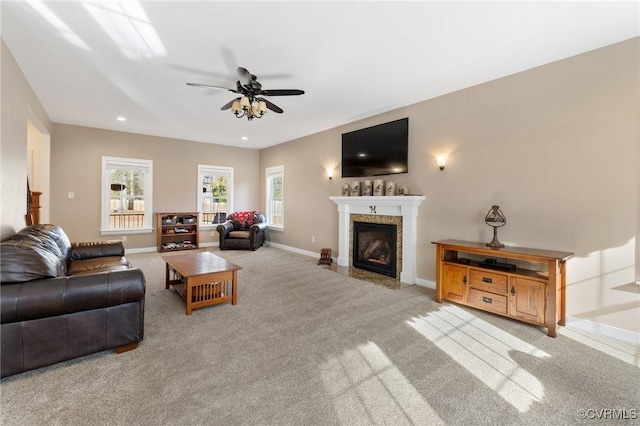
<box><xmin>485</xmin><ymin>205</ymin><xmax>506</xmax><ymax>248</ymax></box>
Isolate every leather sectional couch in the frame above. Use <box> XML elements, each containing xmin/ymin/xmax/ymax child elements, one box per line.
<box><xmin>0</xmin><ymin>224</ymin><xmax>145</xmax><ymax>378</ymax></box>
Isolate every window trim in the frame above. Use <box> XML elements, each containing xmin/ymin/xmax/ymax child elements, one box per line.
<box><xmin>100</xmin><ymin>156</ymin><xmax>153</xmax><ymax>235</ymax></box>
<box><xmin>265</xmin><ymin>165</ymin><xmax>284</xmax><ymax>229</ymax></box>
<box><xmin>197</xmin><ymin>164</ymin><xmax>234</xmax><ymax>228</ymax></box>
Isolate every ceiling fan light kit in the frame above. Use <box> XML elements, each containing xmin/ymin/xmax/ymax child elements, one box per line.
<box><xmin>231</xmin><ymin>97</ymin><xmax>268</xmax><ymax>120</ymax></box>
<box><xmin>188</xmin><ymin>67</ymin><xmax>304</xmax><ymax>121</ymax></box>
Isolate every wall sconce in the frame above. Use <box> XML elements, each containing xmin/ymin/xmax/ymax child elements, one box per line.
<box><xmin>436</xmin><ymin>155</ymin><xmax>447</xmax><ymax>171</ymax></box>
<box><xmin>326</xmin><ymin>168</ymin><xmax>334</xmax><ymax>180</ymax></box>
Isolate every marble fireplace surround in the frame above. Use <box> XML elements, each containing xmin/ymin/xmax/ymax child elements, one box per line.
<box><xmin>329</xmin><ymin>196</ymin><xmax>425</xmax><ymax>284</ymax></box>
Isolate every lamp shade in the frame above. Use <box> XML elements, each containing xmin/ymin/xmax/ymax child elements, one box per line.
<box><xmin>485</xmin><ymin>205</ymin><xmax>506</xmax><ymax>227</ymax></box>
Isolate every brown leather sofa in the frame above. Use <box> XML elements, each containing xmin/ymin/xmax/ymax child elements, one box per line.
<box><xmin>217</xmin><ymin>211</ymin><xmax>267</xmax><ymax>250</ymax></box>
<box><xmin>0</xmin><ymin>224</ymin><xmax>145</xmax><ymax>378</ymax></box>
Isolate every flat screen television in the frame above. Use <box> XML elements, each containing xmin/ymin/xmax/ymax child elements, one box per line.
<box><xmin>341</xmin><ymin>117</ymin><xmax>408</xmax><ymax>178</ymax></box>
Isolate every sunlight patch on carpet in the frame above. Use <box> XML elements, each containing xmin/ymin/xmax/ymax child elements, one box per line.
<box><xmin>407</xmin><ymin>304</ymin><xmax>550</xmax><ymax>413</ymax></box>
<box><xmin>319</xmin><ymin>341</ymin><xmax>444</xmax><ymax>425</ymax></box>
<box><xmin>559</xmin><ymin>327</ymin><xmax>640</xmax><ymax>367</ymax></box>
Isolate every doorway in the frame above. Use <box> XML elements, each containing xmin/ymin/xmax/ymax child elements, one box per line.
<box><xmin>27</xmin><ymin>118</ymin><xmax>50</xmax><ymax>224</ymax></box>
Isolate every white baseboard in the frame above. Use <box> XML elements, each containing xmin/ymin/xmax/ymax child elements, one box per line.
<box><xmin>125</xmin><ymin>246</ymin><xmax>157</xmax><ymax>254</ymax></box>
<box><xmin>125</xmin><ymin>241</ymin><xmax>219</xmax><ymax>254</ymax></box>
<box><xmin>415</xmin><ymin>278</ymin><xmax>436</xmax><ymax>289</ymax></box>
<box><xmin>199</xmin><ymin>242</ymin><xmax>219</xmax><ymax>248</ymax></box>
<box><xmin>266</xmin><ymin>241</ymin><xmax>321</xmax><ymax>260</ymax></box>
<box><xmin>565</xmin><ymin>316</ymin><xmax>640</xmax><ymax>345</ymax></box>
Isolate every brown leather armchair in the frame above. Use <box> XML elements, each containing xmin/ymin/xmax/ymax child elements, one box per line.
<box><xmin>217</xmin><ymin>211</ymin><xmax>267</xmax><ymax>251</ymax></box>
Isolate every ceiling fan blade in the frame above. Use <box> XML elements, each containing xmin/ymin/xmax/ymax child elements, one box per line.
<box><xmin>221</xmin><ymin>97</ymin><xmax>240</xmax><ymax>110</ymax></box>
<box><xmin>237</xmin><ymin>67</ymin><xmax>252</xmax><ymax>87</ymax></box>
<box><xmin>259</xmin><ymin>89</ymin><xmax>305</xmax><ymax>96</ymax></box>
<box><xmin>187</xmin><ymin>83</ymin><xmax>239</xmax><ymax>93</ymax></box>
<box><xmin>258</xmin><ymin>98</ymin><xmax>283</xmax><ymax>113</ymax></box>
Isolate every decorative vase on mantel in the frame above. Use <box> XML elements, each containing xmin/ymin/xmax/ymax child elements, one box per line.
<box><xmin>373</xmin><ymin>179</ymin><xmax>385</xmax><ymax>196</ymax></box>
<box><xmin>350</xmin><ymin>181</ymin><xmax>362</xmax><ymax>196</ymax></box>
<box><xmin>385</xmin><ymin>181</ymin><xmax>397</xmax><ymax>196</ymax></box>
<box><xmin>363</xmin><ymin>180</ymin><xmax>373</xmax><ymax>196</ymax></box>
<box><xmin>341</xmin><ymin>182</ymin><xmax>350</xmax><ymax>196</ymax></box>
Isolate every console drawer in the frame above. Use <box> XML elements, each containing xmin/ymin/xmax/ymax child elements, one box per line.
<box><xmin>468</xmin><ymin>288</ymin><xmax>508</xmax><ymax>315</ymax></box>
<box><xmin>469</xmin><ymin>269</ymin><xmax>508</xmax><ymax>294</ymax></box>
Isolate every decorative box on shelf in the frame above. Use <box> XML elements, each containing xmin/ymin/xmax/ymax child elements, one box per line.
<box><xmin>180</xmin><ymin>216</ymin><xmax>196</xmax><ymax>224</ymax></box>
<box><xmin>162</xmin><ymin>215</ymin><xmax>177</xmax><ymax>225</ymax></box>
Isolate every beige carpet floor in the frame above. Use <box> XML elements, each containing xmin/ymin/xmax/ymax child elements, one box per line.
<box><xmin>1</xmin><ymin>246</ymin><xmax>639</xmax><ymax>425</ymax></box>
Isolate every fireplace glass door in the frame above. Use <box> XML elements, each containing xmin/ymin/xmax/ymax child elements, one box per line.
<box><xmin>353</xmin><ymin>222</ymin><xmax>397</xmax><ymax>277</ymax></box>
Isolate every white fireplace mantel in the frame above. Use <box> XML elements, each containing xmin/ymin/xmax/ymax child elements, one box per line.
<box><xmin>329</xmin><ymin>195</ymin><xmax>425</xmax><ymax>284</ymax></box>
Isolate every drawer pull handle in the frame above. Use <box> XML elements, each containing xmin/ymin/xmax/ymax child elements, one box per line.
<box><xmin>511</xmin><ymin>286</ymin><xmax>516</xmax><ymax>296</ymax></box>
<box><xmin>482</xmin><ymin>277</ymin><xmax>493</xmax><ymax>283</ymax></box>
<box><xmin>482</xmin><ymin>296</ymin><xmax>493</xmax><ymax>304</ymax></box>
<box><xmin>463</xmin><ymin>275</ymin><xmax>467</xmax><ymax>285</ymax></box>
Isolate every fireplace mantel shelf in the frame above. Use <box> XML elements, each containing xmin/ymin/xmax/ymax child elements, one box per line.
<box><xmin>329</xmin><ymin>195</ymin><xmax>425</xmax><ymax>203</ymax></box>
<box><xmin>329</xmin><ymin>195</ymin><xmax>424</xmax><ymax>206</ymax></box>
<box><xmin>330</xmin><ymin>195</ymin><xmax>425</xmax><ymax>284</ymax></box>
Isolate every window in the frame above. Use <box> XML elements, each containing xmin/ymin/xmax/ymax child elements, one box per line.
<box><xmin>266</xmin><ymin>165</ymin><xmax>284</xmax><ymax>228</ymax></box>
<box><xmin>198</xmin><ymin>165</ymin><xmax>233</xmax><ymax>227</ymax></box>
<box><xmin>101</xmin><ymin>156</ymin><xmax>153</xmax><ymax>234</ymax></box>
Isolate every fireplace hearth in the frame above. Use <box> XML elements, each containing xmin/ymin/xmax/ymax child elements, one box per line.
<box><xmin>353</xmin><ymin>222</ymin><xmax>397</xmax><ymax>277</ymax></box>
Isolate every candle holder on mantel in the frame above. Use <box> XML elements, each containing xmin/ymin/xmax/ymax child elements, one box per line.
<box><xmin>485</xmin><ymin>205</ymin><xmax>506</xmax><ymax>248</ymax></box>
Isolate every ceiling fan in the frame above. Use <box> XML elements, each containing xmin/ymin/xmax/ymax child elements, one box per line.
<box><xmin>187</xmin><ymin>67</ymin><xmax>305</xmax><ymax>120</ymax></box>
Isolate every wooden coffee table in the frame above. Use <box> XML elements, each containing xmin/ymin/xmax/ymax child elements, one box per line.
<box><xmin>162</xmin><ymin>251</ymin><xmax>242</xmax><ymax>315</ymax></box>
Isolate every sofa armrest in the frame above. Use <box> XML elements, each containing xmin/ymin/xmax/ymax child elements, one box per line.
<box><xmin>250</xmin><ymin>222</ymin><xmax>268</xmax><ymax>233</ymax></box>
<box><xmin>217</xmin><ymin>222</ymin><xmax>234</xmax><ymax>236</ymax></box>
<box><xmin>70</xmin><ymin>240</ymin><xmax>124</xmax><ymax>261</ymax></box>
<box><xmin>1</xmin><ymin>269</ymin><xmax>145</xmax><ymax>324</ymax></box>
<box><xmin>216</xmin><ymin>222</ymin><xmax>233</xmax><ymax>250</ymax></box>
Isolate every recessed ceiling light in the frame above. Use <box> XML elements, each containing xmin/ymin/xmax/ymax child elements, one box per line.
<box><xmin>116</xmin><ymin>116</ymin><xmax>127</xmax><ymax>122</ymax></box>
<box><xmin>241</xmin><ymin>136</ymin><xmax>248</xmax><ymax>141</ymax></box>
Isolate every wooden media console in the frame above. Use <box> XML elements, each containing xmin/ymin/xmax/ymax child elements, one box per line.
<box><xmin>433</xmin><ymin>240</ymin><xmax>573</xmax><ymax>337</ymax></box>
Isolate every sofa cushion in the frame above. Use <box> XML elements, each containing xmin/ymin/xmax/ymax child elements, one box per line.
<box><xmin>0</xmin><ymin>240</ymin><xmax>66</xmax><ymax>283</ymax></box>
<box><xmin>228</xmin><ymin>230</ymin><xmax>251</xmax><ymax>239</ymax></box>
<box><xmin>227</xmin><ymin>211</ymin><xmax>261</xmax><ymax>230</ymax></box>
<box><xmin>19</xmin><ymin>224</ymin><xmax>72</xmax><ymax>260</ymax></box>
<box><xmin>67</xmin><ymin>256</ymin><xmax>132</xmax><ymax>276</ymax></box>
<box><xmin>9</xmin><ymin>232</ymin><xmax>63</xmax><ymax>258</ymax></box>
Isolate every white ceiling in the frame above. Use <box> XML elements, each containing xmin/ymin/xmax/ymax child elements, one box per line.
<box><xmin>2</xmin><ymin>1</ymin><xmax>639</xmax><ymax>149</ymax></box>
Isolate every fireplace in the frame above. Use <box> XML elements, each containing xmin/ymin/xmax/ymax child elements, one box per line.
<box><xmin>330</xmin><ymin>195</ymin><xmax>425</xmax><ymax>284</ymax></box>
<box><xmin>353</xmin><ymin>222</ymin><xmax>397</xmax><ymax>277</ymax></box>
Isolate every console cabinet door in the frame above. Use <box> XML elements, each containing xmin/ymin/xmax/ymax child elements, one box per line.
<box><xmin>509</xmin><ymin>277</ymin><xmax>545</xmax><ymax>324</ymax></box>
<box><xmin>442</xmin><ymin>264</ymin><xmax>467</xmax><ymax>303</ymax></box>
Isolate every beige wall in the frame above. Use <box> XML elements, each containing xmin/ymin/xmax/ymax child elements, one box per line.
<box><xmin>260</xmin><ymin>38</ymin><xmax>640</xmax><ymax>334</ymax></box>
<box><xmin>0</xmin><ymin>40</ymin><xmax>52</xmax><ymax>238</ymax></box>
<box><xmin>2</xmin><ymin>33</ymin><xmax>638</xmax><ymax>335</ymax></box>
<box><xmin>50</xmin><ymin>124</ymin><xmax>260</xmax><ymax>248</ymax></box>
